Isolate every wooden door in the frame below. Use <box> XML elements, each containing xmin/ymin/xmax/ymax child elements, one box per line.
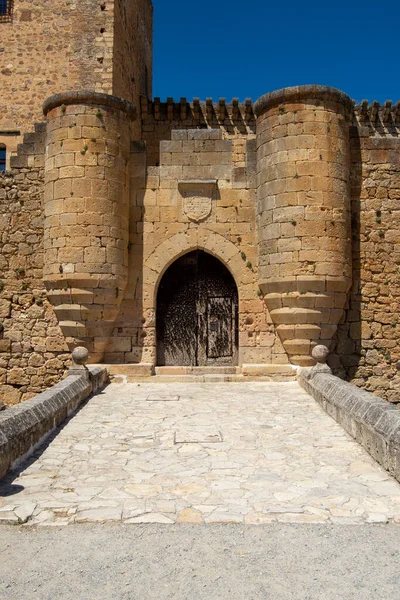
<box><xmin>157</xmin><ymin>251</ymin><xmax>238</xmax><ymax>366</ymax></box>
<box><xmin>207</xmin><ymin>297</ymin><xmax>233</xmax><ymax>360</ymax></box>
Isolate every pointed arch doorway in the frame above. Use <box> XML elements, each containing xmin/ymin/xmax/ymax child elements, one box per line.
<box><xmin>156</xmin><ymin>250</ymin><xmax>239</xmax><ymax>366</ymax></box>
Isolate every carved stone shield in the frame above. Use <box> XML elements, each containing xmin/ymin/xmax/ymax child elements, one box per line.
<box><xmin>179</xmin><ymin>180</ymin><xmax>216</xmax><ymax>222</ymax></box>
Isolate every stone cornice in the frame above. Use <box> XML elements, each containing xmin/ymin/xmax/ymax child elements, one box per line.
<box><xmin>254</xmin><ymin>85</ymin><xmax>354</xmax><ymax>117</ymax></box>
<box><xmin>43</xmin><ymin>91</ymin><xmax>137</xmax><ymax>120</ymax></box>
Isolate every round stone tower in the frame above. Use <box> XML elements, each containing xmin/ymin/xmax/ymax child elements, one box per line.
<box><xmin>254</xmin><ymin>86</ymin><xmax>353</xmax><ymax>366</ymax></box>
<box><xmin>42</xmin><ymin>91</ymin><xmax>136</xmax><ymax>362</ymax></box>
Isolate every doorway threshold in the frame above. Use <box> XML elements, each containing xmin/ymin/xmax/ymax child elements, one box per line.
<box><xmin>106</xmin><ymin>364</ymin><xmax>297</xmax><ymax>383</ymax></box>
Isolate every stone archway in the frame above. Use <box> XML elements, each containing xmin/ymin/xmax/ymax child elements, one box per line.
<box><xmin>143</xmin><ymin>229</ymin><xmax>251</xmax><ymax>307</ymax></box>
<box><xmin>142</xmin><ymin>229</ymin><xmax>254</xmax><ymax>366</ymax></box>
<box><xmin>156</xmin><ymin>250</ymin><xmax>239</xmax><ymax>366</ymax></box>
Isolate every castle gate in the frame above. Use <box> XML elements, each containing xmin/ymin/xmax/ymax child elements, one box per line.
<box><xmin>156</xmin><ymin>251</ymin><xmax>239</xmax><ymax>366</ymax></box>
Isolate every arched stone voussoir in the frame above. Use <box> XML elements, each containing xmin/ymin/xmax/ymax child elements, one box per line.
<box><xmin>143</xmin><ymin>228</ymin><xmax>248</xmax><ymax>307</ymax></box>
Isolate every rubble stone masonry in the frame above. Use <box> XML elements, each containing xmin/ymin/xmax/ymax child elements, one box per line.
<box><xmin>333</xmin><ymin>119</ymin><xmax>400</xmax><ymax>402</ymax></box>
<box><xmin>0</xmin><ymin>126</ymin><xmax>69</xmax><ymax>405</ymax></box>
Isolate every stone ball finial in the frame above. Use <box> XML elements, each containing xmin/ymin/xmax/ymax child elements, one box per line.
<box><xmin>72</xmin><ymin>346</ymin><xmax>89</xmax><ymax>366</ymax></box>
<box><xmin>312</xmin><ymin>344</ymin><xmax>330</xmax><ymax>364</ymax></box>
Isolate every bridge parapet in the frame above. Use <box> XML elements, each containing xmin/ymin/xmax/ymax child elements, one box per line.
<box><xmin>0</xmin><ymin>359</ymin><xmax>108</xmax><ymax>483</ymax></box>
<box><xmin>299</xmin><ymin>366</ymin><xmax>400</xmax><ymax>483</ymax></box>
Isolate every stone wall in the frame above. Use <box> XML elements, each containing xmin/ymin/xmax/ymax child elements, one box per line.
<box><xmin>254</xmin><ymin>87</ymin><xmax>353</xmax><ymax>367</ymax></box>
<box><xmin>0</xmin><ymin>127</ymin><xmax>69</xmax><ymax>406</ymax></box>
<box><xmin>42</xmin><ymin>92</ymin><xmax>136</xmax><ymax>363</ymax></box>
<box><xmin>0</xmin><ymin>1</ymin><xmax>113</xmax><ymax>134</ymax></box>
<box><xmin>97</xmin><ymin>98</ymin><xmax>278</xmax><ymax>366</ymax></box>
<box><xmin>332</xmin><ymin>107</ymin><xmax>400</xmax><ymax>403</ymax></box>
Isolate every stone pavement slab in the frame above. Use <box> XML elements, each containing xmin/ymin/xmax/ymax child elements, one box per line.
<box><xmin>0</xmin><ymin>381</ymin><xmax>400</xmax><ymax>526</ymax></box>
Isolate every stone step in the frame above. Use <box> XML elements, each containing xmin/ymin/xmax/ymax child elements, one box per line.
<box><xmin>107</xmin><ymin>363</ymin><xmax>154</xmax><ymax>378</ymax></box>
<box><xmin>155</xmin><ymin>366</ymin><xmax>240</xmax><ymax>376</ymax></box>
<box><xmin>156</xmin><ymin>374</ymin><xmax>242</xmax><ymax>382</ymax></box>
<box><xmin>107</xmin><ymin>363</ymin><xmax>297</xmax><ymax>383</ymax></box>
<box><xmin>146</xmin><ymin>374</ymin><xmax>296</xmax><ymax>383</ymax></box>
<box><xmin>241</xmin><ymin>363</ymin><xmax>297</xmax><ymax>378</ymax></box>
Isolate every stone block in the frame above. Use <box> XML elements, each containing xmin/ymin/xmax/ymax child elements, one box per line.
<box><xmin>7</xmin><ymin>368</ymin><xmax>30</xmax><ymax>386</ymax></box>
<box><xmin>186</xmin><ymin>129</ymin><xmax>222</xmax><ymax>140</ymax></box>
<box><xmin>95</xmin><ymin>337</ymin><xmax>131</xmax><ymax>353</ymax></box>
<box><xmin>54</xmin><ymin>153</ymin><xmax>75</xmax><ymax>168</ymax></box>
<box><xmin>0</xmin><ymin>300</ymin><xmax>11</xmax><ymax>318</ymax></box>
<box><xmin>59</xmin><ymin>166</ymin><xmax>85</xmax><ymax>179</ymax></box>
<box><xmin>58</xmin><ymin>248</ymin><xmax>84</xmax><ymax>263</ymax></box>
<box><xmin>242</xmin><ymin>364</ymin><xmax>296</xmax><ymax>377</ymax></box>
<box><xmin>108</xmin><ymin>364</ymin><xmax>154</xmax><ymax>377</ymax></box>
<box><xmin>45</xmin><ymin>198</ymin><xmax>64</xmax><ymax>217</ymax></box>
<box><xmin>232</xmin><ymin>167</ymin><xmax>247</xmax><ymax>188</ymax></box>
<box><xmin>84</xmin><ymin>247</ymin><xmax>106</xmax><ymax>263</ymax></box>
<box><xmin>160</xmin><ymin>140</ymin><xmax>182</xmax><ymax>153</ymax></box>
<box><xmin>171</xmin><ymin>130</ymin><xmax>188</xmax><ymax>141</ymax></box>
<box><xmin>72</xmin><ymin>178</ymin><xmax>92</xmax><ymax>197</ymax></box>
<box><xmin>0</xmin><ymin>339</ymin><xmax>11</xmax><ymax>352</ymax></box>
<box><xmin>53</xmin><ymin>178</ymin><xmax>72</xmax><ymax>199</ymax></box>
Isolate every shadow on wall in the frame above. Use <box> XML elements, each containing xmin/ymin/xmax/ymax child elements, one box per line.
<box><xmin>105</xmin><ymin>141</ymin><xmax>145</xmax><ymax>365</ymax></box>
<box><xmin>330</xmin><ymin>123</ymin><xmax>362</xmax><ymax>380</ymax></box>
<box><xmin>332</xmin><ymin>115</ymin><xmax>400</xmax><ymax>403</ymax></box>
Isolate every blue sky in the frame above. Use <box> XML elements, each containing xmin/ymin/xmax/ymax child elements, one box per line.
<box><xmin>152</xmin><ymin>0</ymin><xmax>400</xmax><ymax>104</ymax></box>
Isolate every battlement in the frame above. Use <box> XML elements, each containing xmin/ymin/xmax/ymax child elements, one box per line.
<box><xmin>140</xmin><ymin>96</ymin><xmax>255</xmax><ymax>126</ymax></box>
<box><xmin>140</xmin><ymin>95</ymin><xmax>400</xmax><ymax>133</ymax></box>
<box><xmin>355</xmin><ymin>100</ymin><xmax>400</xmax><ymax>123</ymax></box>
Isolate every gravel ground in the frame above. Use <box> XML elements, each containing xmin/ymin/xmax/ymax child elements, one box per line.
<box><xmin>0</xmin><ymin>523</ymin><xmax>399</xmax><ymax>599</ymax></box>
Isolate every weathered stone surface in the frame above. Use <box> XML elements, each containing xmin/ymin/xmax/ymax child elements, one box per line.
<box><xmin>71</xmin><ymin>346</ymin><xmax>89</xmax><ymax>366</ymax></box>
<box><xmin>0</xmin><ymin>159</ymin><xmax>70</xmax><ymax>405</ymax></box>
<box><xmin>0</xmin><ymin>299</ymin><xmax>11</xmax><ymax>318</ymax></box>
<box><xmin>312</xmin><ymin>345</ymin><xmax>330</xmax><ymax>363</ymax></box>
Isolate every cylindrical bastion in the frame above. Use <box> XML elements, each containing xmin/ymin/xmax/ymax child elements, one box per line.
<box><xmin>42</xmin><ymin>91</ymin><xmax>136</xmax><ymax>362</ymax></box>
<box><xmin>254</xmin><ymin>86</ymin><xmax>353</xmax><ymax>366</ymax></box>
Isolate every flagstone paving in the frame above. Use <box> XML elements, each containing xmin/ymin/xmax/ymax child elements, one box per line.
<box><xmin>1</xmin><ymin>381</ymin><xmax>400</xmax><ymax>526</ymax></box>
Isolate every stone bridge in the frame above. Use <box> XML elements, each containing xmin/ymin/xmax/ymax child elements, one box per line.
<box><xmin>0</xmin><ymin>349</ymin><xmax>399</xmax><ymax>526</ymax></box>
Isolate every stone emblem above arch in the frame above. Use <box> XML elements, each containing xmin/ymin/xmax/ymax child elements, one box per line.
<box><xmin>178</xmin><ymin>180</ymin><xmax>217</xmax><ymax>223</ymax></box>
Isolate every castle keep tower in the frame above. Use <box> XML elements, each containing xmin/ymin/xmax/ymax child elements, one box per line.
<box><xmin>42</xmin><ymin>92</ymin><xmax>136</xmax><ymax>362</ymax></box>
<box><xmin>0</xmin><ymin>0</ymin><xmax>152</xmax><ymax>162</ymax></box>
<box><xmin>254</xmin><ymin>86</ymin><xmax>353</xmax><ymax>366</ymax></box>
